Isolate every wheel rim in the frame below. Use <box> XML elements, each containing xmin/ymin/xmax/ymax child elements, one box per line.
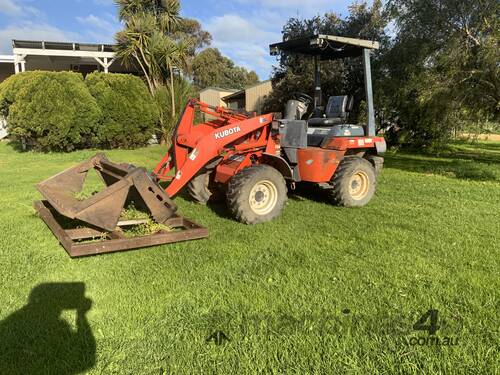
<box><xmin>349</xmin><ymin>171</ymin><xmax>370</xmax><ymax>200</ymax></box>
<box><xmin>249</xmin><ymin>180</ymin><xmax>278</xmax><ymax>215</ymax></box>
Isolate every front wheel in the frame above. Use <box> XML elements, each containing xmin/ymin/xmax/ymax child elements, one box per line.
<box><xmin>226</xmin><ymin>165</ymin><xmax>287</xmax><ymax>224</ymax></box>
<box><xmin>186</xmin><ymin>168</ymin><xmax>225</xmax><ymax>205</ymax></box>
<box><xmin>330</xmin><ymin>157</ymin><xmax>376</xmax><ymax>207</ymax></box>
<box><xmin>186</xmin><ymin>171</ymin><xmax>212</xmax><ymax>204</ymax></box>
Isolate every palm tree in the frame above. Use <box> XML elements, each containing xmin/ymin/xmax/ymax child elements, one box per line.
<box><xmin>114</xmin><ymin>0</ymin><xmax>181</xmax><ymax>94</ymax></box>
<box><xmin>115</xmin><ymin>0</ymin><xmax>196</xmax><ymax>142</ymax></box>
<box><xmin>156</xmin><ymin>35</ymin><xmax>191</xmax><ymax>121</ymax></box>
<box><xmin>116</xmin><ymin>0</ymin><xmax>180</xmax><ymax>27</ymax></box>
<box><xmin>154</xmin><ymin>76</ymin><xmax>196</xmax><ymax>143</ymax></box>
<box><xmin>115</xmin><ymin>14</ymin><xmax>157</xmax><ymax>93</ymax></box>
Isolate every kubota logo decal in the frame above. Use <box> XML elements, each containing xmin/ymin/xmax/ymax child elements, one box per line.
<box><xmin>215</xmin><ymin>126</ymin><xmax>241</xmax><ymax>140</ymax></box>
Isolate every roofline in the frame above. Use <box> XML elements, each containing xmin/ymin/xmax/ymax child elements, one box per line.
<box><xmin>245</xmin><ymin>79</ymin><xmax>271</xmax><ymax>90</ymax></box>
<box><xmin>222</xmin><ymin>90</ymin><xmax>245</xmax><ymax>101</ymax></box>
<box><xmin>12</xmin><ymin>39</ymin><xmax>115</xmax><ymax>51</ymax></box>
<box><xmin>199</xmin><ymin>87</ymin><xmax>239</xmax><ymax>93</ymax></box>
<box><xmin>222</xmin><ymin>80</ymin><xmax>272</xmax><ymax>101</ymax></box>
<box><xmin>0</xmin><ymin>55</ymin><xmax>15</xmax><ymax>63</ymax></box>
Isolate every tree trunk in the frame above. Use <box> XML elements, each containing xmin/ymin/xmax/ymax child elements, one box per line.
<box><xmin>133</xmin><ymin>53</ymin><xmax>155</xmax><ymax>94</ymax></box>
<box><xmin>169</xmin><ymin>63</ymin><xmax>176</xmax><ymax>121</ymax></box>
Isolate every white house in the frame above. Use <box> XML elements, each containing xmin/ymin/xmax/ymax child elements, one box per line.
<box><xmin>0</xmin><ymin>39</ymin><xmax>141</xmax><ymax>140</ymax></box>
<box><xmin>0</xmin><ymin>39</ymin><xmax>139</xmax><ymax>84</ymax></box>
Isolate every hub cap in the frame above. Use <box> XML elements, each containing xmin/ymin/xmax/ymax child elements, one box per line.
<box><xmin>249</xmin><ymin>180</ymin><xmax>278</xmax><ymax>215</ymax></box>
<box><xmin>349</xmin><ymin>171</ymin><xmax>370</xmax><ymax>200</ymax></box>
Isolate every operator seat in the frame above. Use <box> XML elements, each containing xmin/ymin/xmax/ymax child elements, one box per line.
<box><xmin>307</xmin><ymin>95</ymin><xmax>364</xmax><ymax>147</ymax></box>
<box><xmin>308</xmin><ymin>95</ymin><xmax>354</xmax><ymax>127</ymax></box>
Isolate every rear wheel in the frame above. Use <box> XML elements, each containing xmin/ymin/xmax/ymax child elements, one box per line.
<box><xmin>330</xmin><ymin>157</ymin><xmax>376</xmax><ymax>207</ymax></box>
<box><xmin>227</xmin><ymin>165</ymin><xmax>287</xmax><ymax>224</ymax></box>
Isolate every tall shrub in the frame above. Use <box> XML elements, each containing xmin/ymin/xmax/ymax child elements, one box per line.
<box><xmin>0</xmin><ymin>71</ymin><xmax>101</xmax><ymax>151</ymax></box>
<box><xmin>0</xmin><ymin>71</ymin><xmax>44</xmax><ymax>117</ymax></box>
<box><xmin>85</xmin><ymin>72</ymin><xmax>158</xmax><ymax>148</ymax></box>
<box><xmin>153</xmin><ymin>77</ymin><xmax>197</xmax><ymax>143</ymax></box>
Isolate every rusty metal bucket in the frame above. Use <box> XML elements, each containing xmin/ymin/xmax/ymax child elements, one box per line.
<box><xmin>35</xmin><ymin>154</ymin><xmax>208</xmax><ymax>257</ymax></box>
<box><xmin>37</xmin><ymin>153</ymin><xmax>176</xmax><ymax>231</ymax></box>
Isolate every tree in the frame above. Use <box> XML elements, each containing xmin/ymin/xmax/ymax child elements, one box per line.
<box><xmin>263</xmin><ymin>1</ymin><xmax>388</xmax><ymax>122</ymax></box>
<box><xmin>153</xmin><ymin>77</ymin><xmax>197</xmax><ymax>143</ymax></box>
<box><xmin>172</xmin><ymin>18</ymin><xmax>212</xmax><ymax>74</ymax></box>
<box><xmin>115</xmin><ymin>0</ymin><xmax>209</xmax><ymax>142</ymax></box>
<box><xmin>381</xmin><ymin>0</ymin><xmax>499</xmax><ymax>146</ymax></box>
<box><xmin>86</xmin><ymin>72</ymin><xmax>158</xmax><ymax>149</ymax></box>
<box><xmin>1</xmin><ymin>72</ymin><xmax>101</xmax><ymax>152</ymax></box>
<box><xmin>115</xmin><ymin>0</ymin><xmax>182</xmax><ymax>94</ymax></box>
<box><xmin>192</xmin><ymin>48</ymin><xmax>260</xmax><ymax>90</ymax></box>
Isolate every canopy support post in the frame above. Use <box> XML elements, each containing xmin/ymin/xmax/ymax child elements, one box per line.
<box><xmin>363</xmin><ymin>48</ymin><xmax>376</xmax><ymax>137</ymax></box>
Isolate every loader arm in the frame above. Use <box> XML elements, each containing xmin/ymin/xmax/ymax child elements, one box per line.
<box><xmin>153</xmin><ymin>100</ymin><xmax>273</xmax><ymax>198</ymax></box>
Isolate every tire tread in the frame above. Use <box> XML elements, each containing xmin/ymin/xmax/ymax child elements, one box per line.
<box><xmin>226</xmin><ymin>165</ymin><xmax>287</xmax><ymax>224</ymax></box>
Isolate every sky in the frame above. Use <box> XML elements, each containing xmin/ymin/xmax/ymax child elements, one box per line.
<box><xmin>0</xmin><ymin>0</ymin><xmax>356</xmax><ymax>79</ymax></box>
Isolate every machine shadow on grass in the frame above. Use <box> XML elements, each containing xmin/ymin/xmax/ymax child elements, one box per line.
<box><xmin>289</xmin><ymin>183</ymin><xmax>334</xmax><ymax>204</ymax></box>
<box><xmin>176</xmin><ymin>188</ymin><xmax>235</xmax><ymax>220</ymax></box>
<box><xmin>206</xmin><ymin>201</ymin><xmax>235</xmax><ymax>220</ymax></box>
<box><xmin>0</xmin><ymin>282</ymin><xmax>96</xmax><ymax>375</ymax></box>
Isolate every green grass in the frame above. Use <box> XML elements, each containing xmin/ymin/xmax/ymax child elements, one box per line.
<box><xmin>0</xmin><ymin>140</ymin><xmax>498</xmax><ymax>374</ymax></box>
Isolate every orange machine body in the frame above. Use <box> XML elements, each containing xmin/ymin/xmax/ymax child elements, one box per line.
<box><xmin>153</xmin><ymin>99</ymin><xmax>385</xmax><ymax>197</ymax></box>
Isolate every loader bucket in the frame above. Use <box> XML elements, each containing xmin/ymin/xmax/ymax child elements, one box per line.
<box><xmin>35</xmin><ymin>154</ymin><xmax>208</xmax><ymax>257</ymax></box>
<box><xmin>37</xmin><ymin>153</ymin><xmax>177</xmax><ymax>231</ymax></box>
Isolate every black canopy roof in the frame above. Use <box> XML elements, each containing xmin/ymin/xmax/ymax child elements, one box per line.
<box><xmin>270</xmin><ymin>34</ymin><xmax>379</xmax><ymax>60</ymax></box>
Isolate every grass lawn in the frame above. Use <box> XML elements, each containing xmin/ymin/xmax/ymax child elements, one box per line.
<box><xmin>0</xmin><ymin>140</ymin><xmax>498</xmax><ymax>374</ymax></box>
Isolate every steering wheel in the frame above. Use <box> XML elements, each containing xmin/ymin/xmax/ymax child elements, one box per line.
<box><xmin>291</xmin><ymin>92</ymin><xmax>314</xmax><ymax>107</ymax></box>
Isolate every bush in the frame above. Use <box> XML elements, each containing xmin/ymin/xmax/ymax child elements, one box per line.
<box><xmin>0</xmin><ymin>71</ymin><xmax>101</xmax><ymax>151</ymax></box>
<box><xmin>86</xmin><ymin>72</ymin><xmax>158</xmax><ymax>148</ymax></box>
<box><xmin>153</xmin><ymin>78</ymin><xmax>197</xmax><ymax>143</ymax></box>
<box><xmin>0</xmin><ymin>71</ymin><xmax>42</xmax><ymax>118</ymax></box>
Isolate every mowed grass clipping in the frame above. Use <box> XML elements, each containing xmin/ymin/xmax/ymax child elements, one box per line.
<box><xmin>0</xmin><ymin>140</ymin><xmax>498</xmax><ymax>374</ymax></box>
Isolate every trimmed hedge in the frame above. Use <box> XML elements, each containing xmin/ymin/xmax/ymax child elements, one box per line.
<box><xmin>0</xmin><ymin>71</ymin><xmax>39</xmax><ymax>117</ymax></box>
<box><xmin>0</xmin><ymin>71</ymin><xmax>101</xmax><ymax>152</ymax></box>
<box><xmin>86</xmin><ymin>72</ymin><xmax>158</xmax><ymax>149</ymax></box>
<box><xmin>0</xmin><ymin>71</ymin><xmax>159</xmax><ymax>152</ymax></box>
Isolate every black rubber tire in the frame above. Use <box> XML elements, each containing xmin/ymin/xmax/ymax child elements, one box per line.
<box><xmin>330</xmin><ymin>157</ymin><xmax>376</xmax><ymax>207</ymax></box>
<box><xmin>186</xmin><ymin>171</ymin><xmax>213</xmax><ymax>204</ymax></box>
<box><xmin>226</xmin><ymin>164</ymin><xmax>287</xmax><ymax>224</ymax></box>
<box><xmin>366</xmin><ymin>155</ymin><xmax>384</xmax><ymax>176</ymax></box>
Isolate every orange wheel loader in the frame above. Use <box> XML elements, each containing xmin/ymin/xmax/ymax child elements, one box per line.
<box><xmin>35</xmin><ymin>35</ymin><xmax>386</xmax><ymax>256</ymax></box>
<box><xmin>153</xmin><ymin>35</ymin><xmax>386</xmax><ymax>224</ymax></box>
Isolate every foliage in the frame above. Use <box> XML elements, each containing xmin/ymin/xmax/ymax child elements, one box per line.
<box><xmin>115</xmin><ymin>0</ymin><xmax>209</xmax><ymax>138</ymax></box>
<box><xmin>0</xmin><ymin>71</ymin><xmax>42</xmax><ymax>118</ymax></box>
<box><xmin>263</xmin><ymin>1</ymin><xmax>388</xmax><ymax>123</ymax></box>
<box><xmin>115</xmin><ymin>0</ymin><xmax>183</xmax><ymax>93</ymax></box>
<box><xmin>122</xmin><ymin>221</ymin><xmax>172</xmax><ymax>238</ymax></box>
<box><xmin>120</xmin><ymin>202</ymin><xmax>172</xmax><ymax>238</ymax></box>
<box><xmin>172</xmin><ymin>18</ymin><xmax>212</xmax><ymax>74</ymax></box>
<box><xmin>0</xmin><ymin>71</ymin><xmax>101</xmax><ymax>152</ymax></box>
<box><xmin>85</xmin><ymin>72</ymin><xmax>158</xmax><ymax>149</ymax></box>
<box><xmin>153</xmin><ymin>77</ymin><xmax>197</xmax><ymax>143</ymax></box>
<box><xmin>381</xmin><ymin>0</ymin><xmax>499</xmax><ymax>147</ymax></box>
<box><xmin>121</xmin><ymin>202</ymin><xmax>150</xmax><ymax>220</ymax></box>
<box><xmin>266</xmin><ymin>0</ymin><xmax>498</xmax><ymax>147</ymax></box>
<box><xmin>192</xmin><ymin>48</ymin><xmax>260</xmax><ymax>90</ymax></box>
